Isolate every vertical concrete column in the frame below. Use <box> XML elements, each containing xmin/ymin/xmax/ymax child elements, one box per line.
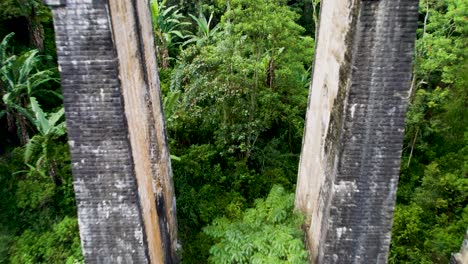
<box><xmin>295</xmin><ymin>0</ymin><xmax>418</xmax><ymax>263</ymax></box>
<box><xmin>44</xmin><ymin>0</ymin><xmax>178</xmax><ymax>263</ymax></box>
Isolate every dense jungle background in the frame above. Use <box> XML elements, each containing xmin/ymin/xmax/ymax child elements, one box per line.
<box><xmin>0</xmin><ymin>0</ymin><xmax>466</xmax><ymax>263</ymax></box>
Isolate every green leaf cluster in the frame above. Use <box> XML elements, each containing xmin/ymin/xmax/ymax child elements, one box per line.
<box><xmin>204</xmin><ymin>185</ymin><xmax>308</xmax><ymax>264</ymax></box>
<box><xmin>162</xmin><ymin>0</ymin><xmax>313</xmax><ymax>261</ymax></box>
<box><xmin>0</xmin><ymin>30</ymin><xmax>81</xmax><ymax>263</ymax></box>
<box><xmin>9</xmin><ymin>217</ymin><xmax>83</xmax><ymax>264</ymax></box>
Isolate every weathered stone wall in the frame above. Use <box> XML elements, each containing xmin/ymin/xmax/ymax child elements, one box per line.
<box><xmin>44</xmin><ymin>0</ymin><xmax>177</xmax><ymax>263</ymax></box>
<box><xmin>295</xmin><ymin>0</ymin><xmax>418</xmax><ymax>263</ymax></box>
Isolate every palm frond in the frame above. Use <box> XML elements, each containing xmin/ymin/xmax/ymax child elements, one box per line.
<box><xmin>30</xmin><ymin>97</ymin><xmax>48</xmax><ymax>135</ymax></box>
<box><xmin>184</xmin><ymin>12</ymin><xmax>220</xmax><ymax>47</ymax></box>
<box><xmin>48</xmin><ymin>107</ymin><xmax>65</xmax><ymax>128</ymax></box>
<box><xmin>0</xmin><ymin>63</ymin><xmax>16</xmax><ymax>91</ymax></box>
<box><xmin>17</xmin><ymin>50</ymin><xmax>40</xmax><ymax>85</ymax></box>
<box><xmin>25</xmin><ymin>162</ymin><xmax>48</xmax><ymax>179</ymax></box>
<box><xmin>30</xmin><ymin>89</ymin><xmax>63</xmax><ymax>100</ymax></box>
<box><xmin>24</xmin><ymin>134</ymin><xmax>44</xmax><ymax>162</ymax></box>
<box><xmin>163</xmin><ymin>90</ymin><xmax>180</xmax><ymax>119</ymax></box>
<box><xmin>51</xmin><ymin>121</ymin><xmax>67</xmax><ymax>137</ymax></box>
<box><xmin>27</xmin><ymin>70</ymin><xmax>56</xmax><ymax>95</ymax></box>
<box><xmin>6</xmin><ymin>101</ymin><xmax>35</xmax><ymax>125</ymax></box>
<box><xmin>0</xmin><ymin>33</ymin><xmax>14</xmax><ymax>66</ymax></box>
<box><xmin>150</xmin><ymin>0</ymin><xmax>160</xmax><ymax>24</ymax></box>
<box><xmin>162</xmin><ymin>5</ymin><xmax>178</xmax><ymax>17</ymax></box>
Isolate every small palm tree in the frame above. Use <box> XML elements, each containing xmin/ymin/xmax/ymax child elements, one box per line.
<box><xmin>24</xmin><ymin>97</ymin><xmax>66</xmax><ymax>185</ymax></box>
<box><xmin>150</xmin><ymin>0</ymin><xmax>189</xmax><ymax>69</ymax></box>
<box><xmin>0</xmin><ymin>33</ymin><xmax>57</xmax><ymax>145</ymax></box>
<box><xmin>183</xmin><ymin>12</ymin><xmax>220</xmax><ymax>47</ymax></box>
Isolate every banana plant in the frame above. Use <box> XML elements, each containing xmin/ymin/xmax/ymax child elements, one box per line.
<box><xmin>0</xmin><ymin>32</ymin><xmax>58</xmax><ymax>145</ymax></box>
<box><xmin>24</xmin><ymin>97</ymin><xmax>66</xmax><ymax>185</ymax></box>
<box><xmin>150</xmin><ymin>0</ymin><xmax>189</xmax><ymax>69</ymax></box>
<box><xmin>183</xmin><ymin>12</ymin><xmax>220</xmax><ymax>47</ymax></box>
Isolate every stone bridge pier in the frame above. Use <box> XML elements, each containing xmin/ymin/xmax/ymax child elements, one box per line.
<box><xmin>44</xmin><ymin>0</ymin><xmax>178</xmax><ymax>263</ymax></box>
<box><xmin>295</xmin><ymin>0</ymin><xmax>418</xmax><ymax>263</ymax></box>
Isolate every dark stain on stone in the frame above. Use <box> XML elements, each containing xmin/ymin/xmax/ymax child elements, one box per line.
<box><xmin>155</xmin><ymin>192</ymin><xmax>174</xmax><ymax>264</ymax></box>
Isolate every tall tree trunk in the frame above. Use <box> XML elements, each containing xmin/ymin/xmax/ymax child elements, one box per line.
<box><xmin>156</xmin><ymin>31</ymin><xmax>169</xmax><ymax>69</ymax></box>
<box><xmin>48</xmin><ymin>159</ymin><xmax>62</xmax><ymax>186</ymax></box>
<box><xmin>19</xmin><ymin>0</ymin><xmax>44</xmax><ymax>51</ymax></box>
<box><xmin>266</xmin><ymin>58</ymin><xmax>275</xmax><ymax>89</ymax></box>
<box><xmin>26</xmin><ymin>16</ymin><xmax>44</xmax><ymax>51</ymax></box>
<box><xmin>161</xmin><ymin>44</ymin><xmax>169</xmax><ymax>69</ymax></box>
<box><xmin>18</xmin><ymin>115</ymin><xmax>30</xmax><ymax>145</ymax></box>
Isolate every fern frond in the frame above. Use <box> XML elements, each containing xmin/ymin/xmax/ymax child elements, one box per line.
<box><xmin>0</xmin><ymin>33</ymin><xmax>14</xmax><ymax>65</ymax></box>
<box><xmin>51</xmin><ymin>121</ymin><xmax>67</xmax><ymax>138</ymax></box>
<box><xmin>30</xmin><ymin>97</ymin><xmax>48</xmax><ymax>135</ymax></box>
<box><xmin>24</xmin><ymin>135</ymin><xmax>44</xmax><ymax>162</ymax></box>
<box><xmin>48</xmin><ymin>107</ymin><xmax>65</xmax><ymax>127</ymax></box>
<box><xmin>17</xmin><ymin>50</ymin><xmax>39</xmax><ymax>84</ymax></box>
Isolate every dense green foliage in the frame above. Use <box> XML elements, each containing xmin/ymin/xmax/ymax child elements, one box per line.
<box><xmin>163</xmin><ymin>0</ymin><xmax>313</xmax><ymax>261</ymax></box>
<box><xmin>389</xmin><ymin>0</ymin><xmax>468</xmax><ymax>263</ymax></box>
<box><xmin>204</xmin><ymin>185</ymin><xmax>308</xmax><ymax>264</ymax></box>
<box><xmin>0</xmin><ymin>2</ymin><xmax>82</xmax><ymax>263</ymax></box>
<box><xmin>0</xmin><ymin>0</ymin><xmax>466</xmax><ymax>263</ymax></box>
